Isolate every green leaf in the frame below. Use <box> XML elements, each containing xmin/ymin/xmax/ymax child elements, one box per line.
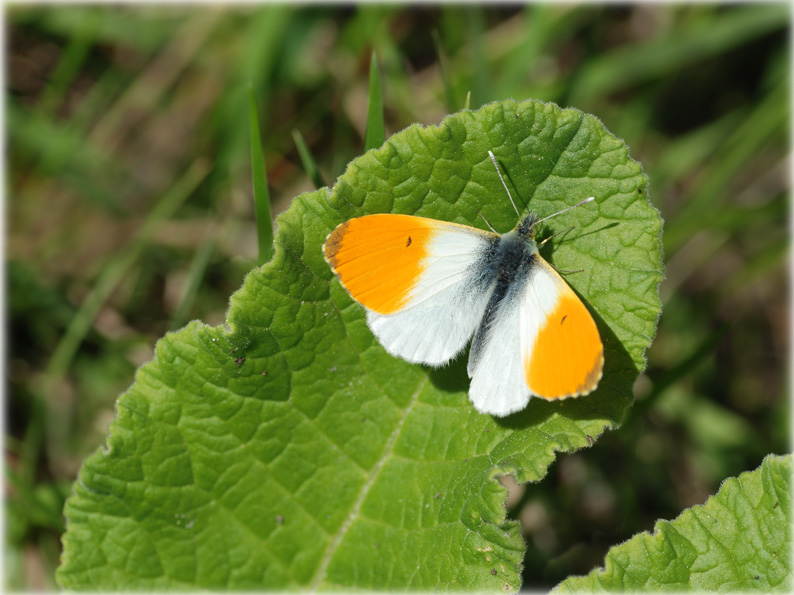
<box><xmin>554</xmin><ymin>454</ymin><xmax>793</xmax><ymax>593</ymax></box>
<box><xmin>57</xmin><ymin>99</ymin><xmax>663</xmax><ymax>591</ymax></box>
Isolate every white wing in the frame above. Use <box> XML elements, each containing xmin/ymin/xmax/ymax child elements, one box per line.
<box><xmin>366</xmin><ymin>221</ymin><xmax>497</xmax><ymax>366</ymax></box>
<box><xmin>467</xmin><ymin>256</ymin><xmax>603</xmax><ymax>416</ymax></box>
<box><xmin>467</xmin><ymin>260</ymin><xmax>564</xmax><ymax>416</ymax></box>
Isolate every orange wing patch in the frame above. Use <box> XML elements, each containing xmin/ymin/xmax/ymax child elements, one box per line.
<box><xmin>323</xmin><ymin>214</ymin><xmax>437</xmax><ymax>314</ymax></box>
<box><xmin>525</xmin><ymin>286</ymin><xmax>603</xmax><ymax>399</ymax></box>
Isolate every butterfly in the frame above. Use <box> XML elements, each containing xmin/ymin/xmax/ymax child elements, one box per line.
<box><xmin>323</xmin><ymin>151</ymin><xmax>603</xmax><ymax>416</ymax></box>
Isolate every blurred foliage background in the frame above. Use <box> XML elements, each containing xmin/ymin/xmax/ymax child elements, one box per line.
<box><xmin>6</xmin><ymin>3</ymin><xmax>789</xmax><ymax>591</ymax></box>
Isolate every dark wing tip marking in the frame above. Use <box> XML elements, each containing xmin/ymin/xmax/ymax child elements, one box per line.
<box><xmin>577</xmin><ymin>349</ymin><xmax>604</xmax><ymax>394</ymax></box>
<box><xmin>323</xmin><ymin>221</ymin><xmax>350</xmax><ymax>266</ymax></box>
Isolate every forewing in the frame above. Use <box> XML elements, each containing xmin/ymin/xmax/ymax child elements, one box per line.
<box><xmin>522</xmin><ymin>259</ymin><xmax>603</xmax><ymax>399</ymax></box>
<box><xmin>324</xmin><ymin>214</ymin><xmax>497</xmax><ymax>366</ymax></box>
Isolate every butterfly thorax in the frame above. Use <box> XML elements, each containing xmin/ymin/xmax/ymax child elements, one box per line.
<box><xmin>497</xmin><ymin>224</ymin><xmax>538</xmax><ymax>280</ymax></box>
<box><xmin>469</xmin><ymin>214</ymin><xmax>542</xmax><ymax>304</ymax></box>
<box><xmin>468</xmin><ymin>218</ymin><xmax>540</xmax><ymax>365</ymax></box>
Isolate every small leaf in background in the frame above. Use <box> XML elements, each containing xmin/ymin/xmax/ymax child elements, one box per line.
<box><xmin>56</xmin><ymin>99</ymin><xmax>663</xmax><ymax>591</ymax></box>
<box><xmin>553</xmin><ymin>454</ymin><xmax>793</xmax><ymax>593</ymax></box>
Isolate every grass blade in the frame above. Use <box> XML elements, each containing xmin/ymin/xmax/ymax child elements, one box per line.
<box><xmin>170</xmin><ymin>231</ymin><xmax>216</xmax><ymax>330</ymax></box>
<box><xmin>43</xmin><ymin>159</ymin><xmax>210</xmax><ymax>384</ymax></box>
<box><xmin>569</xmin><ymin>3</ymin><xmax>787</xmax><ymax>104</ymax></box>
<box><xmin>35</xmin><ymin>9</ymin><xmax>101</xmax><ymax>117</ymax></box>
<box><xmin>364</xmin><ymin>51</ymin><xmax>385</xmax><ymax>151</ymax></box>
<box><xmin>465</xmin><ymin>6</ymin><xmax>488</xmax><ymax>107</ymax></box>
<box><xmin>432</xmin><ymin>29</ymin><xmax>457</xmax><ymax>112</ymax></box>
<box><xmin>292</xmin><ymin>129</ymin><xmax>326</xmax><ymax>189</ymax></box>
<box><xmin>248</xmin><ymin>87</ymin><xmax>274</xmax><ymax>265</ymax></box>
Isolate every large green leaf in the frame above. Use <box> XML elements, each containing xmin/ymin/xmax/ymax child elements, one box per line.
<box><xmin>554</xmin><ymin>454</ymin><xmax>793</xmax><ymax>593</ymax></box>
<box><xmin>57</xmin><ymin>99</ymin><xmax>663</xmax><ymax>590</ymax></box>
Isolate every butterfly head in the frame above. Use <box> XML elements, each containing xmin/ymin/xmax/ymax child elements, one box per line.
<box><xmin>516</xmin><ymin>213</ymin><xmax>539</xmax><ymax>240</ymax></box>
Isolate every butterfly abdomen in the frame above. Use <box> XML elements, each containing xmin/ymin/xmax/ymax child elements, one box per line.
<box><xmin>468</xmin><ymin>232</ymin><xmax>538</xmax><ymax>371</ymax></box>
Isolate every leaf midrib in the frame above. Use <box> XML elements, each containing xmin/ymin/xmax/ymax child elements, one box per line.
<box><xmin>308</xmin><ymin>374</ymin><xmax>428</xmax><ymax>590</ymax></box>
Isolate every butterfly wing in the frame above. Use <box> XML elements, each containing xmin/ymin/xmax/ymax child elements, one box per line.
<box><xmin>522</xmin><ymin>258</ymin><xmax>603</xmax><ymax>399</ymax></box>
<box><xmin>324</xmin><ymin>214</ymin><xmax>498</xmax><ymax>365</ymax></box>
<box><xmin>467</xmin><ymin>254</ymin><xmax>603</xmax><ymax>416</ymax></box>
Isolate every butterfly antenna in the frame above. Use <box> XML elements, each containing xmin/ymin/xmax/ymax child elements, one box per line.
<box><xmin>488</xmin><ymin>150</ymin><xmax>520</xmax><ymax>217</ymax></box>
<box><xmin>535</xmin><ymin>196</ymin><xmax>595</xmax><ymax>226</ymax></box>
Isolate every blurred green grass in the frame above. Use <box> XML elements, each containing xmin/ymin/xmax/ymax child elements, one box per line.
<box><xmin>6</xmin><ymin>4</ymin><xmax>789</xmax><ymax>591</ymax></box>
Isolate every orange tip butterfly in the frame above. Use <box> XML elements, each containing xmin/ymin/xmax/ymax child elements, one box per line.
<box><xmin>323</xmin><ymin>150</ymin><xmax>603</xmax><ymax>417</ymax></box>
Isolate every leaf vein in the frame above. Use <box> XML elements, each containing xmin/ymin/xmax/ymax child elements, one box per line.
<box><xmin>307</xmin><ymin>375</ymin><xmax>429</xmax><ymax>589</ymax></box>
